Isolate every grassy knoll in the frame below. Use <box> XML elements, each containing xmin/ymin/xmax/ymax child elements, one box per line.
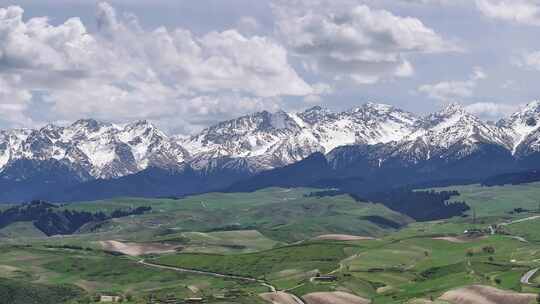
<box><xmin>505</xmin><ymin>217</ymin><xmax>540</xmax><ymax>242</ymax></box>
<box><xmin>177</xmin><ymin>230</ymin><xmax>280</xmax><ymax>254</ymax></box>
<box><xmin>155</xmin><ymin>242</ymin><xmax>357</xmax><ymax>286</ymax></box>
<box><xmin>0</xmin><ymin>222</ymin><xmax>46</xmax><ymax>239</ymax></box>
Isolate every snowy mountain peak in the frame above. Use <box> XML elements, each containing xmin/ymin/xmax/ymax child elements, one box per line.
<box><xmin>359</xmin><ymin>102</ymin><xmax>395</xmax><ymax>113</ymax></box>
<box><xmin>304</xmin><ymin>105</ymin><xmax>325</xmax><ymax>112</ymax></box>
<box><xmin>522</xmin><ymin>100</ymin><xmax>540</xmax><ymax>112</ymax></box>
<box><xmin>123</xmin><ymin>120</ymin><xmax>164</xmax><ymax>136</ymax></box>
<box><xmin>500</xmin><ymin>101</ymin><xmax>540</xmax><ymax>154</ymax></box>
<box><xmin>127</xmin><ymin>119</ymin><xmax>151</xmax><ymax>127</ymax></box>
<box><xmin>297</xmin><ymin>106</ymin><xmax>333</xmax><ymax>125</ymax></box>
<box><xmin>71</xmin><ymin>118</ymin><xmax>106</xmax><ymax>131</ymax></box>
<box><xmin>440</xmin><ymin>102</ymin><xmax>466</xmax><ymax>115</ymax></box>
<box><xmin>400</xmin><ymin>102</ymin><xmax>512</xmax><ymax>161</ymax></box>
<box><xmin>268</xmin><ymin>110</ymin><xmax>298</xmax><ymax>130</ymax></box>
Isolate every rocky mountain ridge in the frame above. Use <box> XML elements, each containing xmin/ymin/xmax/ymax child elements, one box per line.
<box><xmin>1</xmin><ymin>101</ymin><xmax>540</xmax><ymax>182</ymax></box>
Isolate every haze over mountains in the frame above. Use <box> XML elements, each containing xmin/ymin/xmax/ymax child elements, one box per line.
<box><xmin>1</xmin><ymin>101</ymin><xmax>540</xmax><ymax>202</ymax></box>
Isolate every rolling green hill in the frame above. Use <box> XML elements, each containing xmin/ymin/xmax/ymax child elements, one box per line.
<box><xmin>57</xmin><ymin>188</ymin><xmax>413</xmax><ymax>243</ymax></box>
<box><xmin>2</xmin><ymin>184</ymin><xmax>540</xmax><ymax>303</ymax></box>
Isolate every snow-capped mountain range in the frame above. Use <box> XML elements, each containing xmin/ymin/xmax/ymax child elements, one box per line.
<box><xmin>1</xmin><ymin>101</ymin><xmax>540</xmax><ymax>181</ymax></box>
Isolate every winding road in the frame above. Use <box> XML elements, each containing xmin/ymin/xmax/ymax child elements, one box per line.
<box><xmin>494</xmin><ymin>215</ymin><xmax>540</xmax><ymax>285</ymax></box>
<box><xmin>520</xmin><ymin>268</ymin><xmax>539</xmax><ymax>285</ymax></box>
<box><xmin>501</xmin><ymin>215</ymin><xmax>540</xmax><ymax>226</ymax></box>
<box><xmin>137</xmin><ymin>260</ymin><xmax>311</xmax><ymax>303</ymax></box>
<box><xmin>138</xmin><ymin>259</ymin><xmax>276</xmax><ymax>292</ymax></box>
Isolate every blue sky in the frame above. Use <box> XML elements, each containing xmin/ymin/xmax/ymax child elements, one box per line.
<box><xmin>1</xmin><ymin>0</ymin><xmax>540</xmax><ymax>134</ymax></box>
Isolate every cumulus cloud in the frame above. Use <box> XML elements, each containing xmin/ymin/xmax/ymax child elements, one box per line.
<box><xmin>273</xmin><ymin>1</ymin><xmax>460</xmax><ymax>84</ymax></box>
<box><xmin>417</xmin><ymin>67</ymin><xmax>486</xmax><ymax>101</ymax></box>
<box><xmin>475</xmin><ymin>0</ymin><xmax>540</xmax><ymax>26</ymax></box>
<box><xmin>0</xmin><ymin>74</ymin><xmax>33</xmax><ymax>127</ymax></box>
<box><xmin>0</xmin><ymin>3</ymin><xmax>313</xmax><ymax>132</ymax></box>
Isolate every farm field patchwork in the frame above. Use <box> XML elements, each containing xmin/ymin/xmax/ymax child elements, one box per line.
<box><xmin>2</xmin><ymin>186</ymin><xmax>540</xmax><ymax>303</ymax></box>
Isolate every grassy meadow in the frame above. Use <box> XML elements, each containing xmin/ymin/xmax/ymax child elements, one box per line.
<box><xmin>2</xmin><ymin>185</ymin><xmax>540</xmax><ymax>303</ymax></box>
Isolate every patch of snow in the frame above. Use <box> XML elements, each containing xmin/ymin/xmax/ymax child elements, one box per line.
<box><xmin>78</xmin><ymin>140</ymin><xmax>116</xmax><ymax>168</ymax></box>
<box><xmin>0</xmin><ymin>150</ymin><xmax>9</xmax><ymax>169</ymax></box>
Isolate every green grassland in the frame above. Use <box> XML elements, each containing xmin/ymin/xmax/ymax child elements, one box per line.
<box><xmin>2</xmin><ymin>185</ymin><xmax>540</xmax><ymax>303</ymax></box>
<box><xmin>0</xmin><ymin>222</ymin><xmax>46</xmax><ymax>239</ymax></box>
<box><xmin>152</xmin><ymin>234</ymin><xmax>540</xmax><ymax>303</ymax></box>
<box><xmin>433</xmin><ymin>182</ymin><xmax>540</xmax><ymax>219</ymax></box>
<box><xmin>54</xmin><ymin>188</ymin><xmax>412</xmax><ymax>244</ymax></box>
<box><xmin>177</xmin><ymin>230</ymin><xmax>280</xmax><ymax>254</ymax></box>
<box><xmin>155</xmin><ymin>242</ymin><xmax>359</xmax><ymax>289</ymax></box>
<box><xmin>505</xmin><ymin>218</ymin><xmax>540</xmax><ymax>243</ymax></box>
<box><xmin>0</xmin><ymin>277</ymin><xmax>83</xmax><ymax>304</ymax></box>
<box><xmin>0</xmin><ymin>245</ymin><xmax>268</xmax><ymax>304</ymax></box>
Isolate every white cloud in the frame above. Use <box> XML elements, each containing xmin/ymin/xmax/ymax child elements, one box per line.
<box><xmin>513</xmin><ymin>50</ymin><xmax>540</xmax><ymax>70</ymax></box>
<box><xmin>303</xmin><ymin>82</ymin><xmax>334</xmax><ymax>103</ymax></box>
<box><xmin>418</xmin><ymin>81</ymin><xmax>475</xmax><ymax>101</ymax></box>
<box><xmin>471</xmin><ymin>66</ymin><xmax>487</xmax><ymax>80</ymax></box>
<box><xmin>475</xmin><ymin>0</ymin><xmax>540</xmax><ymax>26</ymax></box>
<box><xmin>273</xmin><ymin>1</ymin><xmax>460</xmax><ymax>84</ymax></box>
<box><xmin>0</xmin><ymin>3</ymin><xmax>313</xmax><ymax>132</ymax></box>
<box><xmin>465</xmin><ymin>102</ymin><xmax>520</xmax><ymax>120</ymax></box>
<box><xmin>417</xmin><ymin>67</ymin><xmax>487</xmax><ymax>101</ymax></box>
<box><xmin>0</xmin><ymin>74</ymin><xmax>33</xmax><ymax>127</ymax></box>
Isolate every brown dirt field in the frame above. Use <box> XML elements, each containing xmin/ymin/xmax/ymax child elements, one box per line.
<box><xmin>439</xmin><ymin>285</ymin><xmax>536</xmax><ymax>304</ymax></box>
<box><xmin>260</xmin><ymin>292</ymin><xmax>304</xmax><ymax>304</ymax></box>
<box><xmin>99</xmin><ymin>240</ymin><xmax>180</xmax><ymax>256</ymax></box>
<box><xmin>407</xmin><ymin>300</ymin><xmax>436</xmax><ymax>304</ymax></box>
<box><xmin>432</xmin><ymin>235</ymin><xmax>486</xmax><ymax>243</ymax></box>
<box><xmin>75</xmin><ymin>279</ymin><xmax>104</xmax><ymax>292</ymax></box>
<box><xmin>0</xmin><ymin>265</ymin><xmax>19</xmax><ymax>273</ymax></box>
<box><xmin>302</xmin><ymin>291</ymin><xmax>371</xmax><ymax>304</ymax></box>
<box><xmin>432</xmin><ymin>237</ymin><xmax>469</xmax><ymax>243</ymax></box>
<box><xmin>313</xmin><ymin>234</ymin><xmax>376</xmax><ymax>241</ymax></box>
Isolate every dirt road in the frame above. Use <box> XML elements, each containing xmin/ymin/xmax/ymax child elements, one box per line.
<box><xmin>138</xmin><ymin>259</ymin><xmax>276</xmax><ymax>292</ymax></box>
<box><xmin>520</xmin><ymin>268</ymin><xmax>539</xmax><ymax>285</ymax></box>
<box><xmin>260</xmin><ymin>292</ymin><xmax>306</xmax><ymax>304</ymax></box>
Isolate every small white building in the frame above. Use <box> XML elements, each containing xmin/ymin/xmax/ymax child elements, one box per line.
<box><xmin>100</xmin><ymin>295</ymin><xmax>122</xmax><ymax>302</ymax></box>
